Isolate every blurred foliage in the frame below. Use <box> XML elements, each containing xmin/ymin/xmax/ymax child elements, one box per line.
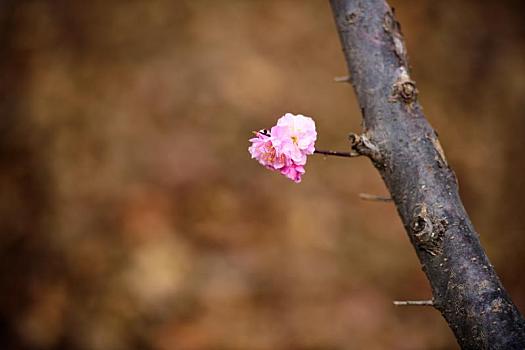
<box><xmin>0</xmin><ymin>1</ymin><xmax>524</xmax><ymax>349</ymax></box>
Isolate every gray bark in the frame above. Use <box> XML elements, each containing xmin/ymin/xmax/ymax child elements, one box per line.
<box><xmin>329</xmin><ymin>0</ymin><xmax>525</xmax><ymax>348</ymax></box>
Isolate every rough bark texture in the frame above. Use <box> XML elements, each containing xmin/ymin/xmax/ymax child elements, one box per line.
<box><xmin>329</xmin><ymin>0</ymin><xmax>525</xmax><ymax>348</ymax></box>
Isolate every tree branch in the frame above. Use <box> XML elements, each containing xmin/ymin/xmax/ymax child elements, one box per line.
<box><xmin>329</xmin><ymin>0</ymin><xmax>525</xmax><ymax>348</ymax></box>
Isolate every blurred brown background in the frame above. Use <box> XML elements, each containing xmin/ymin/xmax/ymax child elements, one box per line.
<box><xmin>1</xmin><ymin>1</ymin><xmax>524</xmax><ymax>349</ymax></box>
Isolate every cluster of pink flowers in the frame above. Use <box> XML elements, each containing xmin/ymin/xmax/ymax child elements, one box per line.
<box><xmin>248</xmin><ymin>113</ymin><xmax>317</xmax><ymax>183</ymax></box>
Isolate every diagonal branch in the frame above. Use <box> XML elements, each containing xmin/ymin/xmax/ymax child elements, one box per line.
<box><xmin>329</xmin><ymin>0</ymin><xmax>525</xmax><ymax>348</ymax></box>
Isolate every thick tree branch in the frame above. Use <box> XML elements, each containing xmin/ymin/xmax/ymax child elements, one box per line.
<box><xmin>329</xmin><ymin>0</ymin><xmax>525</xmax><ymax>348</ymax></box>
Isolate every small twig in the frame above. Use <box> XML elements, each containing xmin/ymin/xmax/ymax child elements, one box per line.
<box><xmin>393</xmin><ymin>300</ymin><xmax>434</xmax><ymax>307</ymax></box>
<box><xmin>314</xmin><ymin>149</ymin><xmax>359</xmax><ymax>158</ymax></box>
<box><xmin>334</xmin><ymin>75</ymin><xmax>351</xmax><ymax>83</ymax></box>
<box><xmin>359</xmin><ymin>193</ymin><xmax>393</xmax><ymax>202</ymax></box>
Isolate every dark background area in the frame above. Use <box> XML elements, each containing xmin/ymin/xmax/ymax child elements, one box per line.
<box><xmin>1</xmin><ymin>1</ymin><xmax>524</xmax><ymax>349</ymax></box>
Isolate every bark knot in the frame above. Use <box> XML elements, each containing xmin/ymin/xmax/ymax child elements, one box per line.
<box><xmin>344</xmin><ymin>11</ymin><xmax>358</xmax><ymax>25</ymax></box>
<box><xmin>391</xmin><ymin>68</ymin><xmax>418</xmax><ymax>104</ymax></box>
<box><xmin>411</xmin><ymin>204</ymin><xmax>447</xmax><ymax>256</ymax></box>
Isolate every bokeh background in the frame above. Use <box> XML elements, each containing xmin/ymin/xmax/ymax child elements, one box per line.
<box><xmin>1</xmin><ymin>1</ymin><xmax>524</xmax><ymax>349</ymax></box>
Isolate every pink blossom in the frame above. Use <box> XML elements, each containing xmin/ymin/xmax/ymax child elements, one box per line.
<box><xmin>280</xmin><ymin>163</ymin><xmax>305</xmax><ymax>183</ymax></box>
<box><xmin>248</xmin><ymin>113</ymin><xmax>316</xmax><ymax>183</ymax></box>
<box><xmin>273</xmin><ymin>113</ymin><xmax>317</xmax><ymax>160</ymax></box>
<box><xmin>248</xmin><ymin>132</ymin><xmax>286</xmax><ymax>170</ymax></box>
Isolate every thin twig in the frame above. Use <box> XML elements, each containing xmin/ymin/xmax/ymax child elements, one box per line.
<box><xmin>314</xmin><ymin>149</ymin><xmax>359</xmax><ymax>158</ymax></box>
<box><xmin>393</xmin><ymin>300</ymin><xmax>434</xmax><ymax>307</ymax></box>
<box><xmin>359</xmin><ymin>193</ymin><xmax>393</xmax><ymax>202</ymax></box>
<box><xmin>334</xmin><ymin>75</ymin><xmax>351</xmax><ymax>83</ymax></box>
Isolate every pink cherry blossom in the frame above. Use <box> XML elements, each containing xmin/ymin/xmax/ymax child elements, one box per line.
<box><xmin>248</xmin><ymin>132</ymin><xmax>286</xmax><ymax>170</ymax></box>
<box><xmin>248</xmin><ymin>113</ymin><xmax>316</xmax><ymax>183</ymax></box>
<box><xmin>280</xmin><ymin>163</ymin><xmax>305</xmax><ymax>183</ymax></box>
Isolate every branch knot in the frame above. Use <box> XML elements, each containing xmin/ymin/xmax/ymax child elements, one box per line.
<box><xmin>390</xmin><ymin>68</ymin><xmax>418</xmax><ymax>104</ymax></box>
<box><xmin>348</xmin><ymin>133</ymin><xmax>382</xmax><ymax>162</ymax></box>
<box><xmin>411</xmin><ymin>204</ymin><xmax>447</xmax><ymax>256</ymax></box>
